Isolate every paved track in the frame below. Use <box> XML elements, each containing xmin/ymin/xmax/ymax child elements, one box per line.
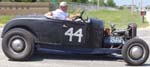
<box><xmin>0</xmin><ymin>28</ymin><xmax>150</xmax><ymax>67</ymax></box>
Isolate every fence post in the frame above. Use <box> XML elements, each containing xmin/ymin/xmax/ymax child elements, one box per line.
<box><xmin>51</xmin><ymin>0</ymin><xmax>57</xmax><ymax>11</ymax></box>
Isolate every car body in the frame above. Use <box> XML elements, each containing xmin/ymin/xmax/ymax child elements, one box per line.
<box><xmin>1</xmin><ymin>13</ymin><xmax>149</xmax><ymax>66</ymax></box>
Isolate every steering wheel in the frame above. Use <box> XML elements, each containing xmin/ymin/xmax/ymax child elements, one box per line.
<box><xmin>72</xmin><ymin>10</ymin><xmax>85</xmax><ymax>21</ymax></box>
<box><xmin>80</xmin><ymin>10</ymin><xmax>84</xmax><ymax>19</ymax></box>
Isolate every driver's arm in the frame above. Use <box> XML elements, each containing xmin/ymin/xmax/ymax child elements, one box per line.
<box><xmin>68</xmin><ymin>13</ymin><xmax>80</xmax><ymax>20</ymax></box>
<box><xmin>44</xmin><ymin>12</ymin><xmax>53</xmax><ymax>18</ymax></box>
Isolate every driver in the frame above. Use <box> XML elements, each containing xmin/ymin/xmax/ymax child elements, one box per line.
<box><xmin>45</xmin><ymin>1</ymin><xmax>80</xmax><ymax>20</ymax></box>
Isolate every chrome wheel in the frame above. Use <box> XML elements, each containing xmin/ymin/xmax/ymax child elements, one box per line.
<box><xmin>11</xmin><ymin>39</ymin><xmax>25</xmax><ymax>52</ymax></box>
<box><xmin>127</xmin><ymin>43</ymin><xmax>146</xmax><ymax>62</ymax></box>
<box><xmin>129</xmin><ymin>46</ymin><xmax>143</xmax><ymax>60</ymax></box>
<box><xmin>122</xmin><ymin>37</ymin><xmax>149</xmax><ymax>66</ymax></box>
<box><xmin>2</xmin><ymin>28</ymin><xmax>35</xmax><ymax>61</ymax></box>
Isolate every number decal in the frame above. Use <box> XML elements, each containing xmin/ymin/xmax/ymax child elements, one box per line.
<box><xmin>65</xmin><ymin>28</ymin><xmax>83</xmax><ymax>43</ymax></box>
<box><xmin>74</xmin><ymin>28</ymin><xmax>83</xmax><ymax>42</ymax></box>
<box><xmin>64</xmin><ymin>28</ymin><xmax>74</xmax><ymax>42</ymax></box>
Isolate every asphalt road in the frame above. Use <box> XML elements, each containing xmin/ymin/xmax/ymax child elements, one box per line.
<box><xmin>0</xmin><ymin>28</ymin><xmax>150</xmax><ymax>67</ymax></box>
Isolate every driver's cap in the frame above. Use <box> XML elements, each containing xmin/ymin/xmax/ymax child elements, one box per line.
<box><xmin>59</xmin><ymin>2</ymin><xmax>68</xmax><ymax>7</ymax></box>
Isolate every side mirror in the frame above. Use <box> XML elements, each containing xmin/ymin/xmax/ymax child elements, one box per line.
<box><xmin>110</xmin><ymin>23</ymin><xmax>116</xmax><ymax>33</ymax></box>
<box><xmin>111</xmin><ymin>23</ymin><xmax>116</xmax><ymax>28</ymax></box>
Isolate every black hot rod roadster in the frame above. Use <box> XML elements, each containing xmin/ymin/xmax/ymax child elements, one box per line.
<box><xmin>1</xmin><ymin>11</ymin><xmax>149</xmax><ymax>66</ymax></box>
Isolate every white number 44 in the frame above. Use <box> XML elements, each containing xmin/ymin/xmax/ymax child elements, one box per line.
<box><xmin>65</xmin><ymin>28</ymin><xmax>83</xmax><ymax>43</ymax></box>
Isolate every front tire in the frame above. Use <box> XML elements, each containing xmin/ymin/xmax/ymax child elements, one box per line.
<box><xmin>122</xmin><ymin>37</ymin><xmax>149</xmax><ymax>66</ymax></box>
<box><xmin>2</xmin><ymin>28</ymin><xmax>35</xmax><ymax>61</ymax></box>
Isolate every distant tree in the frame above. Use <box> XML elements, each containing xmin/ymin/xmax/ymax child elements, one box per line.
<box><xmin>39</xmin><ymin>0</ymin><xmax>49</xmax><ymax>2</ymax></box>
<box><xmin>93</xmin><ymin>0</ymin><xmax>105</xmax><ymax>6</ymax></box>
<box><xmin>71</xmin><ymin>0</ymin><xmax>87</xmax><ymax>3</ymax></box>
<box><xmin>106</xmin><ymin>0</ymin><xmax>116</xmax><ymax>7</ymax></box>
<box><xmin>9</xmin><ymin>0</ymin><xmax>14</xmax><ymax>2</ymax></box>
<box><xmin>118</xmin><ymin>6</ymin><xmax>124</xmax><ymax>10</ymax></box>
<box><xmin>32</xmin><ymin>0</ymin><xmax>36</xmax><ymax>2</ymax></box>
<box><xmin>22</xmin><ymin>0</ymin><xmax>33</xmax><ymax>2</ymax></box>
<box><xmin>14</xmin><ymin>0</ymin><xmax>22</xmax><ymax>2</ymax></box>
<box><xmin>99</xmin><ymin>0</ymin><xmax>105</xmax><ymax>6</ymax></box>
<box><xmin>9</xmin><ymin>0</ymin><xmax>35</xmax><ymax>2</ymax></box>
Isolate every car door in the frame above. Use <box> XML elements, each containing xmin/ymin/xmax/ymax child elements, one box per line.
<box><xmin>40</xmin><ymin>19</ymin><xmax>63</xmax><ymax>45</ymax></box>
<box><xmin>62</xmin><ymin>20</ymin><xmax>88</xmax><ymax>48</ymax></box>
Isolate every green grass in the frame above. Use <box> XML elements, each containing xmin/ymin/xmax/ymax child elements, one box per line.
<box><xmin>0</xmin><ymin>9</ymin><xmax>149</xmax><ymax>29</ymax></box>
<box><xmin>87</xmin><ymin>9</ymin><xmax>149</xmax><ymax>29</ymax></box>
<box><xmin>0</xmin><ymin>15</ymin><xmax>13</xmax><ymax>27</ymax></box>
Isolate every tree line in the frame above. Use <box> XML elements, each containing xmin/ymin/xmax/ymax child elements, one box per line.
<box><xmin>0</xmin><ymin>0</ymin><xmax>116</xmax><ymax>7</ymax></box>
<box><xmin>0</xmin><ymin>0</ymin><xmax>42</xmax><ymax>2</ymax></box>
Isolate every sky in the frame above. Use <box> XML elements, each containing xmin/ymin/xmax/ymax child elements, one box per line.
<box><xmin>114</xmin><ymin>0</ymin><xmax>150</xmax><ymax>7</ymax></box>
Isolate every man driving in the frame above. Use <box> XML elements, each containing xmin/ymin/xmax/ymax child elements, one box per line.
<box><xmin>45</xmin><ymin>1</ymin><xmax>80</xmax><ymax>20</ymax></box>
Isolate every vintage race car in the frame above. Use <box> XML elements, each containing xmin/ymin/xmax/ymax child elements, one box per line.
<box><xmin>1</xmin><ymin>11</ymin><xmax>149</xmax><ymax>66</ymax></box>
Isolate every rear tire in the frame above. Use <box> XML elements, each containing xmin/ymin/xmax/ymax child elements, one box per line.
<box><xmin>122</xmin><ymin>37</ymin><xmax>149</xmax><ymax>66</ymax></box>
<box><xmin>2</xmin><ymin>28</ymin><xmax>35</xmax><ymax>61</ymax></box>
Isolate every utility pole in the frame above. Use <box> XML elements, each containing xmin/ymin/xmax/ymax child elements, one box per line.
<box><xmin>140</xmin><ymin>0</ymin><xmax>145</xmax><ymax>23</ymax></box>
<box><xmin>97</xmin><ymin>0</ymin><xmax>100</xmax><ymax>10</ymax></box>
<box><xmin>141</xmin><ymin>0</ymin><xmax>143</xmax><ymax>10</ymax></box>
<box><xmin>131</xmin><ymin>0</ymin><xmax>134</xmax><ymax>13</ymax></box>
<box><xmin>49</xmin><ymin>0</ymin><xmax>50</xmax><ymax>11</ymax></box>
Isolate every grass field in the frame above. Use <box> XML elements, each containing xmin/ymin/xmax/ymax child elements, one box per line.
<box><xmin>0</xmin><ymin>15</ymin><xmax>13</xmax><ymax>27</ymax></box>
<box><xmin>0</xmin><ymin>9</ymin><xmax>149</xmax><ymax>28</ymax></box>
<box><xmin>88</xmin><ymin>9</ymin><xmax>149</xmax><ymax>28</ymax></box>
